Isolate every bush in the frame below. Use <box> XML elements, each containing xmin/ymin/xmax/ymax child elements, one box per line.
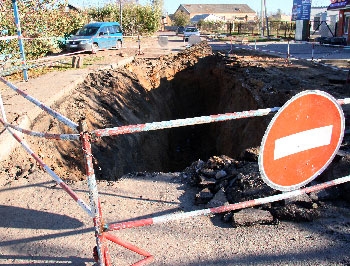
<box><xmin>0</xmin><ymin>0</ymin><xmax>88</xmax><ymax>60</ymax></box>
<box><xmin>0</xmin><ymin>1</ymin><xmax>162</xmax><ymax>61</ymax></box>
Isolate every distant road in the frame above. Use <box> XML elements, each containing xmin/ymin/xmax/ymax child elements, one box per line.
<box><xmin>157</xmin><ymin>32</ymin><xmax>350</xmax><ymax>68</ymax></box>
<box><xmin>209</xmin><ymin>40</ymin><xmax>350</xmax><ymax>60</ymax></box>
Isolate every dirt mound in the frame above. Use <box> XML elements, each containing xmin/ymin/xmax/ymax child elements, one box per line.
<box><xmin>183</xmin><ymin>153</ymin><xmax>350</xmax><ymax>223</ymax></box>
<box><xmin>1</xmin><ymin>41</ymin><xmax>349</xmax><ymax>184</ymax></box>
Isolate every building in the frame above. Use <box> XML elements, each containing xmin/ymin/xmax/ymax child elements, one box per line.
<box><xmin>310</xmin><ymin>6</ymin><xmax>338</xmax><ymax>38</ymax></box>
<box><xmin>269</xmin><ymin>14</ymin><xmax>292</xmax><ymax>22</ymax></box>
<box><xmin>174</xmin><ymin>4</ymin><xmax>256</xmax><ymax>23</ymax></box>
<box><xmin>327</xmin><ymin>0</ymin><xmax>350</xmax><ymax>44</ymax></box>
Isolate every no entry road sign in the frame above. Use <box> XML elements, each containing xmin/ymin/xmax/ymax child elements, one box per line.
<box><xmin>259</xmin><ymin>90</ymin><xmax>345</xmax><ymax>191</ymax></box>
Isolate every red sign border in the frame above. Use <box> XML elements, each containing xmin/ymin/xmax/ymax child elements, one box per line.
<box><xmin>259</xmin><ymin>90</ymin><xmax>345</xmax><ymax>191</ymax></box>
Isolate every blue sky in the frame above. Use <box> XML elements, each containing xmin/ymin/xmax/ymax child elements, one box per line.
<box><xmin>143</xmin><ymin>0</ymin><xmax>332</xmax><ymax>15</ymax></box>
<box><xmin>72</xmin><ymin>0</ymin><xmax>332</xmax><ymax>15</ymax></box>
<box><xmin>140</xmin><ymin>0</ymin><xmax>332</xmax><ymax>15</ymax></box>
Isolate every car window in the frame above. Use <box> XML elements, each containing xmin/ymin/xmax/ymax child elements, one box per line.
<box><xmin>76</xmin><ymin>26</ymin><xmax>99</xmax><ymax>36</ymax></box>
<box><xmin>99</xmin><ymin>26</ymin><xmax>109</xmax><ymax>35</ymax></box>
<box><xmin>113</xmin><ymin>25</ymin><xmax>122</xmax><ymax>33</ymax></box>
<box><xmin>185</xmin><ymin>28</ymin><xmax>198</xmax><ymax>32</ymax></box>
<box><xmin>107</xmin><ymin>26</ymin><xmax>115</xmax><ymax>34</ymax></box>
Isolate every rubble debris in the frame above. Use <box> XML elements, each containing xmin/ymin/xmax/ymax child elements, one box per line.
<box><xmin>233</xmin><ymin>208</ymin><xmax>274</xmax><ymax>227</ymax></box>
<box><xmin>271</xmin><ymin>204</ymin><xmax>320</xmax><ymax>222</ymax></box>
<box><xmin>183</xmin><ymin>151</ymin><xmax>350</xmax><ymax>226</ymax></box>
<box><xmin>206</xmin><ymin>188</ymin><xmax>229</xmax><ymax>208</ymax></box>
<box><xmin>195</xmin><ymin>188</ymin><xmax>213</xmax><ymax>205</ymax></box>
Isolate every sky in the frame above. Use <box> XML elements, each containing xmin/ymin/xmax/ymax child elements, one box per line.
<box><xmin>138</xmin><ymin>0</ymin><xmax>333</xmax><ymax>15</ymax></box>
<box><xmin>71</xmin><ymin>1</ymin><xmax>333</xmax><ymax>15</ymax></box>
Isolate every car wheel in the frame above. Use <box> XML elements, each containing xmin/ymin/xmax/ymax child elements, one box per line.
<box><xmin>116</xmin><ymin>40</ymin><xmax>122</xmax><ymax>49</ymax></box>
<box><xmin>91</xmin><ymin>43</ymin><xmax>98</xmax><ymax>54</ymax></box>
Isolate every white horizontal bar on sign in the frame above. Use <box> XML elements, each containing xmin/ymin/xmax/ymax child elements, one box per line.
<box><xmin>274</xmin><ymin>125</ymin><xmax>333</xmax><ymax>160</ymax></box>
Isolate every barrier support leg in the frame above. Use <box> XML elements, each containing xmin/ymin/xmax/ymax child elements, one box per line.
<box><xmin>79</xmin><ymin>118</ymin><xmax>111</xmax><ymax>266</ymax></box>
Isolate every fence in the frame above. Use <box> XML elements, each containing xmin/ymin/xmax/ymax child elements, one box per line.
<box><xmin>1</xmin><ymin>70</ymin><xmax>350</xmax><ymax>265</ymax></box>
<box><xmin>229</xmin><ymin>38</ymin><xmax>350</xmax><ymax>72</ymax></box>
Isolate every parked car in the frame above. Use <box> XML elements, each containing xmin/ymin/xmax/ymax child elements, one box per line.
<box><xmin>66</xmin><ymin>22</ymin><xmax>123</xmax><ymax>53</ymax></box>
<box><xmin>176</xmin><ymin>26</ymin><xmax>185</xmax><ymax>35</ymax></box>
<box><xmin>183</xmin><ymin>27</ymin><xmax>200</xmax><ymax>41</ymax></box>
<box><xmin>315</xmin><ymin>36</ymin><xmax>347</xmax><ymax>46</ymax></box>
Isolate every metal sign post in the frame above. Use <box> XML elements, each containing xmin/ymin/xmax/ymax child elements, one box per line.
<box><xmin>12</xmin><ymin>0</ymin><xmax>28</xmax><ymax>81</ymax></box>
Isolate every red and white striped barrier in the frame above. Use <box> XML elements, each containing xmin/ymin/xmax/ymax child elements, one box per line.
<box><xmin>105</xmin><ymin>174</ymin><xmax>350</xmax><ymax>231</ymax></box>
<box><xmin>91</xmin><ymin>98</ymin><xmax>349</xmax><ymax>138</ymax></box>
<box><xmin>0</xmin><ymin>76</ymin><xmax>78</xmax><ymax>131</ymax></box>
<box><xmin>0</xmin><ymin>117</ymin><xmax>92</xmax><ymax>217</ymax></box>
<box><xmin>2</xmin><ymin>120</ymin><xmax>79</xmax><ymax>140</ymax></box>
<box><xmin>0</xmin><ymin>35</ymin><xmax>17</xmax><ymax>41</ymax></box>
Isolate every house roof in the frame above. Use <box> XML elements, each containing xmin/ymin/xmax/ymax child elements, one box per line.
<box><xmin>180</xmin><ymin>4</ymin><xmax>256</xmax><ymax>14</ymax></box>
<box><xmin>191</xmin><ymin>14</ymin><xmax>225</xmax><ymax>23</ymax></box>
<box><xmin>67</xmin><ymin>3</ymin><xmax>82</xmax><ymax>11</ymax></box>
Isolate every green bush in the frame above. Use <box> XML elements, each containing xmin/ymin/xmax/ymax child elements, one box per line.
<box><xmin>0</xmin><ymin>0</ymin><xmax>89</xmax><ymax>60</ymax></box>
<box><xmin>0</xmin><ymin>0</ymin><xmax>162</xmax><ymax>61</ymax></box>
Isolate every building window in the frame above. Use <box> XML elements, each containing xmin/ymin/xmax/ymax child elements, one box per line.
<box><xmin>344</xmin><ymin>15</ymin><xmax>350</xmax><ymax>34</ymax></box>
<box><xmin>313</xmin><ymin>17</ymin><xmax>320</xmax><ymax>30</ymax></box>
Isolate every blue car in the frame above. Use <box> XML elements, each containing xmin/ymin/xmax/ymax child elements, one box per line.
<box><xmin>66</xmin><ymin>22</ymin><xmax>123</xmax><ymax>53</ymax></box>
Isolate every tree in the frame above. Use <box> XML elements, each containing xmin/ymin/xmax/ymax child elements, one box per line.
<box><xmin>152</xmin><ymin>0</ymin><xmax>164</xmax><ymax>13</ymax></box>
<box><xmin>0</xmin><ymin>0</ymin><xmax>89</xmax><ymax>59</ymax></box>
<box><xmin>89</xmin><ymin>3</ymin><xmax>162</xmax><ymax>35</ymax></box>
<box><xmin>0</xmin><ymin>0</ymin><xmax>162</xmax><ymax>61</ymax></box>
<box><xmin>173</xmin><ymin>11</ymin><xmax>190</xmax><ymax>27</ymax></box>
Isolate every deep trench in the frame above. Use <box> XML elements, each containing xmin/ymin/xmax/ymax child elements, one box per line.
<box><xmin>91</xmin><ymin>54</ymin><xmax>269</xmax><ymax>180</ymax></box>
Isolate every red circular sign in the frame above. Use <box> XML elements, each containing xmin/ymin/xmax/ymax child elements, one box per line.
<box><xmin>259</xmin><ymin>90</ymin><xmax>345</xmax><ymax>191</ymax></box>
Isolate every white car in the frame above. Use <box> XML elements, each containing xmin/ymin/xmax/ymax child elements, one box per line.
<box><xmin>183</xmin><ymin>27</ymin><xmax>200</xmax><ymax>41</ymax></box>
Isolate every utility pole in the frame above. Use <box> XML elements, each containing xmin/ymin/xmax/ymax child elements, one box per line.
<box><xmin>260</xmin><ymin>0</ymin><xmax>264</xmax><ymax>37</ymax></box>
<box><xmin>264</xmin><ymin>0</ymin><xmax>269</xmax><ymax>38</ymax></box>
<box><xmin>119</xmin><ymin>0</ymin><xmax>122</xmax><ymax>28</ymax></box>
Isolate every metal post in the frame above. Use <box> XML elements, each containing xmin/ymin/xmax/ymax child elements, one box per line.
<box><xmin>79</xmin><ymin>118</ymin><xmax>111</xmax><ymax>266</ymax></box>
<box><xmin>0</xmin><ymin>93</ymin><xmax>8</xmax><ymax>124</ymax></box>
<box><xmin>311</xmin><ymin>43</ymin><xmax>315</xmax><ymax>61</ymax></box>
<box><xmin>12</xmin><ymin>0</ymin><xmax>28</xmax><ymax>81</ymax></box>
<box><xmin>260</xmin><ymin>0</ymin><xmax>264</xmax><ymax>37</ymax></box>
<box><xmin>264</xmin><ymin>0</ymin><xmax>269</xmax><ymax>38</ymax></box>
<box><xmin>119</xmin><ymin>0</ymin><xmax>122</xmax><ymax>29</ymax></box>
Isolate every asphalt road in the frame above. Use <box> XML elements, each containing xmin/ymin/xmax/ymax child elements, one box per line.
<box><xmin>156</xmin><ymin>32</ymin><xmax>350</xmax><ymax>68</ymax></box>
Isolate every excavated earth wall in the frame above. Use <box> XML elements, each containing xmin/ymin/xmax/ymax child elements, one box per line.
<box><xmin>37</xmin><ymin>42</ymin><xmax>289</xmax><ymax>180</ymax></box>
<box><xmin>3</xmin><ymin>41</ymin><xmax>350</xmax><ymax>183</ymax></box>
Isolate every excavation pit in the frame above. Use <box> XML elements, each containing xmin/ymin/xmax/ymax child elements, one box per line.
<box><xmin>9</xmin><ymin>41</ymin><xmax>349</xmax><ymax>181</ymax></box>
<box><xmin>69</xmin><ymin>43</ymin><xmax>275</xmax><ymax>180</ymax></box>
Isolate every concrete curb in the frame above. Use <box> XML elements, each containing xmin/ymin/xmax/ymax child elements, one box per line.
<box><xmin>0</xmin><ymin>56</ymin><xmax>135</xmax><ymax>162</ymax></box>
